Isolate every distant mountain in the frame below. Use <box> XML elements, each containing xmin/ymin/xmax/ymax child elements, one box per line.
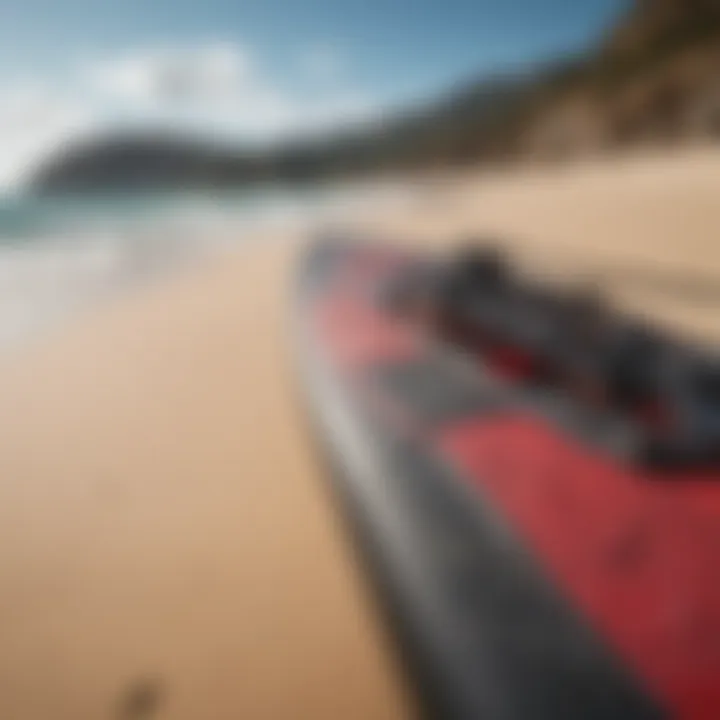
<box><xmin>32</xmin><ymin>0</ymin><xmax>720</xmax><ymax>193</ymax></box>
<box><xmin>31</xmin><ymin>134</ymin><xmax>264</xmax><ymax>192</ymax></box>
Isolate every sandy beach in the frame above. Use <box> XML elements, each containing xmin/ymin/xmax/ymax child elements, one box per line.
<box><xmin>1</xmin><ymin>146</ymin><xmax>720</xmax><ymax>719</ymax></box>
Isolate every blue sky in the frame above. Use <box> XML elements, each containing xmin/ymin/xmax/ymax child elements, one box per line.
<box><xmin>2</xmin><ymin>0</ymin><xmax>626</xmax><ymax>101</ymax></box>
<box><xmin>0</xmin><ymin>0</ymin><xmax>627</xmax><ymax>185</ymax></box>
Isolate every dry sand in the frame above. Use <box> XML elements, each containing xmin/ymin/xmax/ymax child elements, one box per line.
<box><xmin>0</xmin><ymin>146</ymin><xmax>719</xmax><ymax>719</ymax></box>
<box><xmin>0</xmin><ymin>242</ymin><xmax>411</xmax><ymax>720</ymax></box>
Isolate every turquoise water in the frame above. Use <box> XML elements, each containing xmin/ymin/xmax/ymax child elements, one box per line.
<box><xmin>0</xmin><ymin>193</ymin><xmax>188</xmax><ymax>239</ymax></box>
<box><xmin>0</xmin><ymin>186</ymin><xmax>337</xmax><ymax>241</ymax></box>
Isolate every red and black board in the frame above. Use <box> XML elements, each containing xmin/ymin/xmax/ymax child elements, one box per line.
<box><xmin>293</xmin><ymin>238</ymin><xmax>720</xmax><ymax>719</ymax></box>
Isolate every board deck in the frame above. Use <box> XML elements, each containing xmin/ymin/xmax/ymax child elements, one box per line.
<box><xmin>294</xmin><ymin>238</ymin><xmax>720</xmax><ymax>719</ymax></box>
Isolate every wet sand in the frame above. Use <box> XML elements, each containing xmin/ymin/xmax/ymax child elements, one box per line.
<box><xmin>1</xmin><ymin>147</ymin><xmax>720</xmax><ymax>719</ymax></box>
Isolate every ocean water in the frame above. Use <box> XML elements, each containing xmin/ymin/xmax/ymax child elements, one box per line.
<box><xmin>0</xmin><ymin>185</ymin><xmax>390</xmax><ymax>349</ymax></box>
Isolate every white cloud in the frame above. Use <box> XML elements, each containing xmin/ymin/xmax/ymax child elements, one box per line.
<box><xmin>85</xmin><ymin>43</ymin><xmax>254</xmax><ymax>104</ymax></box>
<box><xmin>0</xmin><ymin>41</ymin><xmax>379</xmax><ymax>189</ymax></box>
<box><xmin>0</xmin><ymin>83</ymin><xmax>97</xmax><ymax>188</ymax></box>
<box><xmin>80</xmin><ymin>41</ymin><xmax>378</xmax><ymax>138</ymax></box>
<box><xmin>82</xmin><ymin>42</ymin><xmax>376</xmax><ymax>138</ymax></box>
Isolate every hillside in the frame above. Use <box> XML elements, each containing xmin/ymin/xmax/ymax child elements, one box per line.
<box><xmin>32</xmin><ymin>0</ymin><xmax>720</xmax><ymax>192</ymax></box>
<box><xmin>526</xmin><ymin>0</ymin><xmax>720</xmax><ymax>156</ymax></box>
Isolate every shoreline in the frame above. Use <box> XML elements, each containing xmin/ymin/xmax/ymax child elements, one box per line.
<box><xmin>0</xmin><ymin>179</ymin><xmax>418</xmax><ymax>354</ymax></box>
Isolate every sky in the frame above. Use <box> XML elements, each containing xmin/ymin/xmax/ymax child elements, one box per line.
<box><xmin>0</xmin><ymin>0</ymin><xmax>628</xmax><ymax>187</ymax></box>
